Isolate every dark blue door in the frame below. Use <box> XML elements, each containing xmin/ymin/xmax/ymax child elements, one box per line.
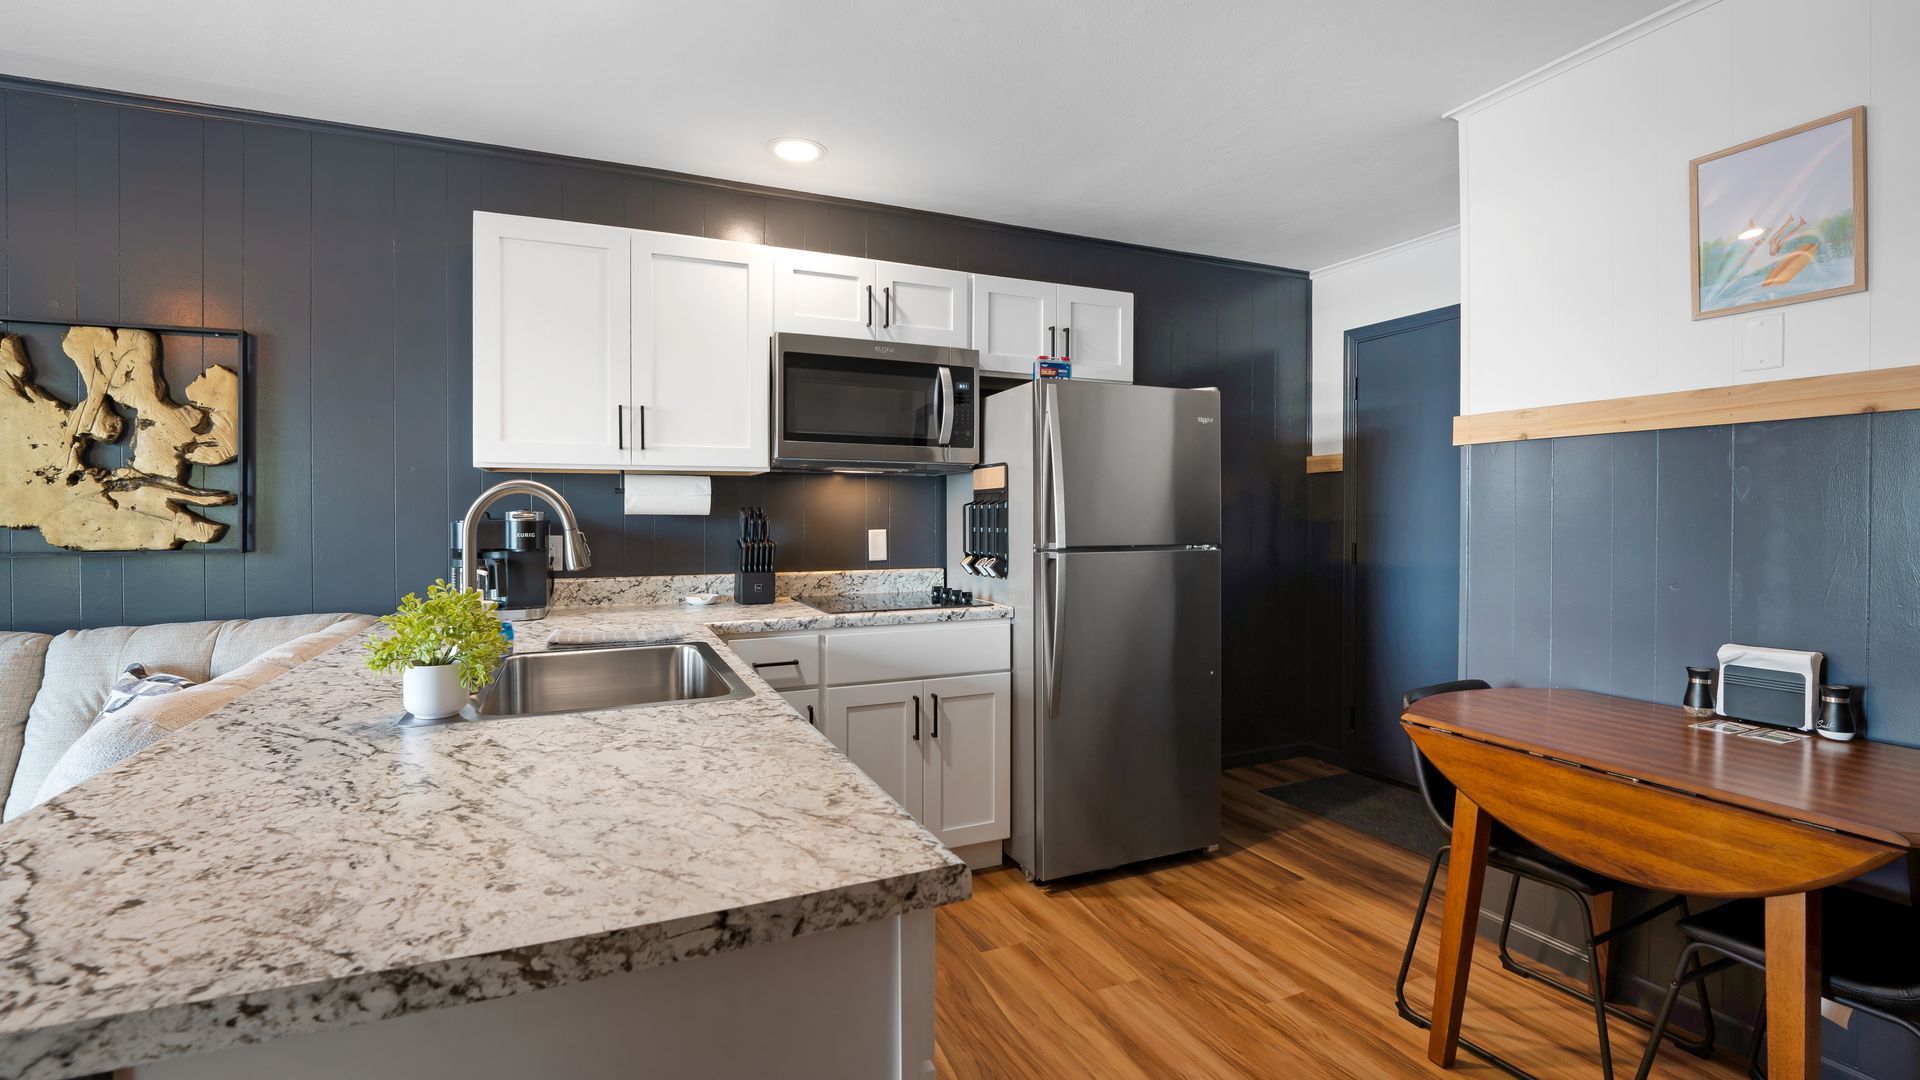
<box><xmin>1343</xmin><ymin>306</ymin><xmax>1461</xmax><ymax>783</ymax></box>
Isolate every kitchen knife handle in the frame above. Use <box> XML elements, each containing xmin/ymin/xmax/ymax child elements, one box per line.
<box><xmin>912</xmin><ymin>695</ymin><xmax>921</xmax><ymax>741</ymax></box>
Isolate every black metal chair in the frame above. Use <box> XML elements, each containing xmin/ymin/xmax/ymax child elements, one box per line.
<box><xmin>1636</xmin><ymin>888</ymin><xmax>1920</xmax><ymax>1079</ymax></box>
<box><xmin>1395</xmin><ymin>679</ymin><xmax>1715</xmax><ymax>1079</ymax></box>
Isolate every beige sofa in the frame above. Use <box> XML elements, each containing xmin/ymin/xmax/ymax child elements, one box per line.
<box><xmin>0</xmin><ymin>612</ymin><xmax>371</xmax><ymax>820</ymax></box>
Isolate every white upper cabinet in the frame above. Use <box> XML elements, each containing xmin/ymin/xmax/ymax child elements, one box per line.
<box><xmin>971</xmin><ymin>276</ymin><xmax>1133</xmax><ymax>383</ymax></box>
<box><xmin>774</xmin><ymin>252</ymin><xmax>972</xmax><ymax>348</ymax></box>
<box><xmin>875</xmin><ymin>262</ymin><xmax>971</xmax><ymax>348</ymax></box>
<box><xmin>472</xmin><ymin>212</ymin><xmax>633</xmax><ymax>469</ymax></box>
<box><xmin>971</xmin><ymin>275</ymin><xmax>1057</xmax><ymax>377</ymax></box>
<box><xmin>632</xmin><ymin>233</ymin><xmax>771</xmax><ymax>473</ymax></box>
<box><xmin>772</xmin><ymin>251</ymin><xmax>876</xmax><ymax>339</ymax></box>
<box><xmin>1056</xmin><ymin>284</ymin><xmax>1134</xmax><ymax>384</ymax></box>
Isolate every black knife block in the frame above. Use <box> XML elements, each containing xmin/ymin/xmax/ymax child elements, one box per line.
<box><xmin>734</xmin><ymin>571</ymin><xmax>775</xmax><ymax>605</ymax></box>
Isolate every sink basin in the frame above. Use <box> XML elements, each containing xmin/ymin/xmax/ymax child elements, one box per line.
<box><xmin>475</xmin><ymin>641</ymin><xmax>753</xmax><ymax>718</ymax></box>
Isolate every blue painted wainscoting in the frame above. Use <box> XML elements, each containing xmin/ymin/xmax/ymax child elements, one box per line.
<box><xmin>1462</xmin><ymin>411</ymin><xmax>1920</xmax><ymax>1077</ymax></box>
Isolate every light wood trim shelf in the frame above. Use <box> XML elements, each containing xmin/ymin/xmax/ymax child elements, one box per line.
<box><xmin>1305</xmin><ymin>453</ymin><xmax>1343</xmax><ymax>474</ymax></box>
<box><xmin>1453</xmin><ymin>366</ymin><xmax>1920</xmax><ymax>446</ymax></box>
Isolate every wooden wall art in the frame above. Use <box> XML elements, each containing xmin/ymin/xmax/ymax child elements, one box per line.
<box><xmin>1</xmin><ymin>322</ymin><xmax>247</xmax><ymax>551</ymax></box>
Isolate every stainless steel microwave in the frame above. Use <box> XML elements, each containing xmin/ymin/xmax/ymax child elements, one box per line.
<box><xmin>771</xmin><ymin>333</ymin><xmax>981</xmax><ymax>473</ymax></box>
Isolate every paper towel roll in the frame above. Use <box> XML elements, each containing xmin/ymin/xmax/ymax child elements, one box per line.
<box><xmin>622</xmin><ymin>474</ymin><xmax>712</xmax><ymax>516</ymax></box>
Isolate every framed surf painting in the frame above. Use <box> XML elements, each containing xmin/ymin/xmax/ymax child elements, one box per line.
<box><xmin>1691</xmin><ymin>107</ymin><xmax>1866</xmax><ymax>319</ymax></box>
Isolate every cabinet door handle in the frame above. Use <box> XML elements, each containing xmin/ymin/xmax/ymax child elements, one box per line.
<box><xmin>637</xmin><ymin>404</ymin><xmax>646</xmax><ymax>451</ymax></box>
<box><xmin>866</xmin><ymin>284</ymin><xmax>874</xmax><ymax>329</ymax></box>
<box><xmin>1063</xmin><ymin>326</ymin><xmax>1071</xmax><ymax>361</ymax></box>
<box><xmin>912</xmin><ymin>694</ymin><xmax>921</xmax><ymax>741</ymax></box>
<box><xmin>930</xmin><ymin>693</ymin><xmax>940</xmax><ymax>738</ymax></box>
<box><xmin>751</xmin><ymin>659</ymin><xmax>803</xmax><ymax>671</ymax></box>
<box><xmin>617</xmin><ymin>404</ymin><xmax>627</xmax><ymax>450</ymax></box>
<box><xmin>806</xmin><ymin>705</ymin><xmax>815</xmax><ymax>725</ymax></box>
<box><xmin>1048</xmin><ymin>325</ymin><xmax>1057</xmax><ymax>360</ymax></box>
<box><xmin>882</xmin><ymin>286</ymin><xmax>892</xmax><ymax>329</ymax></box>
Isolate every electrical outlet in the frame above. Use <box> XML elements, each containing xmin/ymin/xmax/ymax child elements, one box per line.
<box><xmin>867</xmin><ymin>528</ymin><xmax>888</xmax><ymax>562</ymax></box>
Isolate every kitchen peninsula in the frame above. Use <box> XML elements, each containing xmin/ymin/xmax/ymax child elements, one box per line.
<box><xmin>0</xmin><ymin>583</ymin><xmax>1008</xmax><ymax>1080</ymax></box>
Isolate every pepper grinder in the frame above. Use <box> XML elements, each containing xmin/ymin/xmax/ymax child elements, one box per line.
<box><xmin>1682</xmin><ymin>666</ymin><xmax>1716</xmax><ymax>719</ymax></box>
<box><xmin>1816</xmin><ymin>684</ymin><xmax>1861</xmax><ymax>742</ymax></box>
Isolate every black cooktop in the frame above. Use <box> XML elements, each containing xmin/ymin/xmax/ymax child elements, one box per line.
<box><xmin>801</xmin><ymin>592</ymin><xmax>989</xmax><ymax>615</ymax></box>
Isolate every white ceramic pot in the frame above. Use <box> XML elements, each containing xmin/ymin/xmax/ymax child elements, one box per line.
<box><xmin>403</xmin><ymin>663</ymin><xmax>468</xmax><ymax>720</ymax></box>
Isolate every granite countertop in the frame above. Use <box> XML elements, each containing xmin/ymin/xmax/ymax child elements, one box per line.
<box><xmin>0</xmin><ymin>582</ymin><xmax>1011</xmax><ymax>1079</ymax></box>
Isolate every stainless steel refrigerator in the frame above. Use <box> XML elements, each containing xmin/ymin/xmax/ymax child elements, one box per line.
<box><xmin>947</xmin><ymin>379</ymin><xmax>1221</xmax><ymax>881</ymax></box>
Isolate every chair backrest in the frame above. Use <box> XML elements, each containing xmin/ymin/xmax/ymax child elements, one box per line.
<box><xmin>1402</xmin><ymin>679</ymin><xmax>1492</xmax><ymax>838</ymax></box>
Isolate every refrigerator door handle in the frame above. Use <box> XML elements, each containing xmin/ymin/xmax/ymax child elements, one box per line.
<box><xmin>1042</xmin><ymin>551</ymin><xmax>1064</xmax><ymax>720</ymax></box>
<box><xmin>937</xmin><ymin>366</ymin><xmax>955</xmax><ymax>446</ymax></box>
<box><xmin>1039</xmin><ymin>387</ymin><xmax>1064</xmax><ymax>548</ymax></box>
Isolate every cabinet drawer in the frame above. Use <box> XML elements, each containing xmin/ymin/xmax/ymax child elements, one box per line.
<box><xmin>825</xmin><ymin>622</ymin><xmax>1010</xmax><ymax>686</ymax></box>
<box><xmin>725</xmin><ymin>633</ymin><xmax>821</xmax><ymax>689</ymax></box>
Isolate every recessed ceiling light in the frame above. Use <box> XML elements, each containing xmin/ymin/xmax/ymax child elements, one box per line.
<box><xmin>769</xmin><ymin>137</ymin><xmax>825</xmax><ymax>164</ymax></box>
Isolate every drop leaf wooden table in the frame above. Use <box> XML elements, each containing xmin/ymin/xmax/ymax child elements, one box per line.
<box><xmin>1402</xmin><ymin>688</ymin><xmax>1920</xmax><ymax>1080</ymax></box>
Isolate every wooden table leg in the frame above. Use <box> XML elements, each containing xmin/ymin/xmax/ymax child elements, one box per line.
<box><xmin>1427</xmin><ymin>791</ymin><xmax>1493</xmax><ymax>1067</ymax></box>
<box><xmin>1589</xmin><ymin>891</ymin><xmax>1614</xmax><ymax>993</ymax></box>
<box><xmin>1765</xmin><ymin>891</ymin><xmax>1823</xmax><ymax>1080</ymax></box>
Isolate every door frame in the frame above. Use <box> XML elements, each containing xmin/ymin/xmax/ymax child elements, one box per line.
<box><xmin>1338</xmin><ymin>304</ymin><xmax>1462</xmax><ymax>777</ymax></box>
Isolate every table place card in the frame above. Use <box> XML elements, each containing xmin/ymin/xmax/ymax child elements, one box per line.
<box><xmin>1690</xmin><ymin>719</ymin><xmax>1758</xmax><ymax>734</ymax></box>
<box><xmin>1736</xmin><ymin>727</ymin><xmax>1810</xmax><ymax>745</ymax></box>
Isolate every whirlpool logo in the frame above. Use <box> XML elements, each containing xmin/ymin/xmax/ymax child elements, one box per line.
<box><xmin>1196</xmin><ymin>416</ymin><xmax>1216</xmax><ymax>424</ymax></box>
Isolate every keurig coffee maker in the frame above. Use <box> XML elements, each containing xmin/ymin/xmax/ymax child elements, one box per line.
<box><xmin>450</xmin><ymin>509</ymin><xmax>558</xmax><ymax>619</ymax></box>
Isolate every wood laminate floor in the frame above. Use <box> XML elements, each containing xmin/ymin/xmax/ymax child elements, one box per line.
<box><xmin>933</xmin><ymin>759</ymin><xmax>1749</xmax><ymax>1079</ymax></box>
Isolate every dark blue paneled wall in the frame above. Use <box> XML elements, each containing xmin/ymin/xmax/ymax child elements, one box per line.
<box><xmin>0</xmin><ymin>78</ymin><xmax>1311</xmax><ymax>760</ymax></box>
<box><xmin>1464</xmin><ymin>413</ymin><xmax>1920</xmax><ymax>748</ymax></box>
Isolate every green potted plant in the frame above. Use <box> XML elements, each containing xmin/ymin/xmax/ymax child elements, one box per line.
<box><xmin>366</xmin><ymin>581</ymin><xmax>513</xmax><ymax>720</ymax></box>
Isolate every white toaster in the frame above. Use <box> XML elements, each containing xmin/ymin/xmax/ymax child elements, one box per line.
<box><xmin>1715</xmin><ymin>643</ymin><xmax>1823</xmax><ymax>731</ymax></box>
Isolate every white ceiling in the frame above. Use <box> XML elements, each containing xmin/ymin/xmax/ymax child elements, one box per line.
<box><xmin>0</xmin><ymin>0</ymin><xmax>1670</xmax><ymax>270</ymax></box>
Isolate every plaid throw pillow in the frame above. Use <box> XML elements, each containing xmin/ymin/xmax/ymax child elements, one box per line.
<box><xmin>101</xmin><ymin>663</ymin><xmax>196</xmax><ymax>715</ymax></box>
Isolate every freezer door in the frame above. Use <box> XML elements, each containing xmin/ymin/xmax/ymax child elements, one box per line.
<box><xmin>1037</xmin><ymin>381</ymin><xmax>1221</xmax><ymax>550</ymax></box>
<box><xmin>1033</xmin><ymin>547</ymin><xmax>1220</xmax><ymax>880</ymax></box>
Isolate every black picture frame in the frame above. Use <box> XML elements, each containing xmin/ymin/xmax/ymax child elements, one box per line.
<box><xmin>0</xmin><ymin>316</ymin><xmax>253</xmax><ymax>555</ymax></box>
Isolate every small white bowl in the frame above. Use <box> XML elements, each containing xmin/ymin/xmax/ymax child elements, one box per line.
<box><xmin>683</xmin><ymin>593</ymin><xmax>722</xmax><ymax>606</ymax></box>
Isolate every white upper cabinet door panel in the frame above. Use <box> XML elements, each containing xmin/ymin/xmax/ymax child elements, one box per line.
<box><xmin>773</xmin><ymin>250</ymin><xmax>877</xmax><ymax>338</ymax></box>
<box><xmin>875</xmin><ymin>262</ymin><xmax>972</xmax><ymax>348</ymax></box>
<box><xmin>1056</xmin><ymin>284</ymin><xmax>1133</xmax><ymax>383</ymax></box>
<box><xmin>971</xmin><ymin>275</ymin><xmax>1056</xmax><ymax>377</ymax></box>
<box><xmin>472</xmin><ymin>212</ymin><xmax>632</xmax><ymax>468</ymax></box>
<box><xmin>632</xmin><ymin>233</ymin><xmax>772</xmax><ymax>473</ymax></box>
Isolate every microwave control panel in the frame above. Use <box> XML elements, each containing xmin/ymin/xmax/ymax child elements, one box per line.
<box><xmin>951</xmin><ymin>375</ymin><xmax>975</xmax><ymax>448</ymax></box>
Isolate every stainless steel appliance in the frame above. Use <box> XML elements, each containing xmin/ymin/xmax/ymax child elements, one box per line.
<box><xmin>772</xmin><ymin>333</ymin><xmax>980</xmax><ymax>472</ymax></box>
<box><xmin>947</xmin><ymin>380</ymin><xmax>1221</xmax><ymax>881</ymax></box>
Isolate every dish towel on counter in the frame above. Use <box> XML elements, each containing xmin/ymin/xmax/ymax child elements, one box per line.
<box><xmin>542</xmin><ymin>625</ymin><xmax>688</xmax><ymax>651</ymax></box>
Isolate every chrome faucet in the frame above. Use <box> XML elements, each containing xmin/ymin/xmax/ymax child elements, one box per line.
<box><xmin>457</xmin><ymin>480</ymin><xmax>591</xmax><ymax>619</ymax></box>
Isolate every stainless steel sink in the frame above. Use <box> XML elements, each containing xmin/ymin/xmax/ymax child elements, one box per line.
<box><xmin>474</xmin><ymin>641</ymin><xmax>753</xmax><ymax>718</ymax></box>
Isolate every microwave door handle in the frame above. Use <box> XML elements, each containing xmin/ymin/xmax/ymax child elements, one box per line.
<box><xmin>937</xmin><ymin>366</ymin><xmax>955</xmax><ymax>446</ymax></box>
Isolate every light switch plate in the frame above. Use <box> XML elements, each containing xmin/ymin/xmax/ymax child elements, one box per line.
<box><xmin>1736</xmin><ymin>311</ymin><xmax>1785</xmax><ymax>372</ymax></box>
<box><xmin>867</xmin><ymin>528</ymin><xmax>888</xmax><ymax>562</ymax></box>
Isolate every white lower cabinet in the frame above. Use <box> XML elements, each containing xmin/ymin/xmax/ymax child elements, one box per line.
<box><xmin>921</xmin><ymin>672</ymin><xmax>1011</xmax><ymax>849</ymax></box>
<box><xmin>830</xmin><ymin>680</ymin><xmax>926</xmax><ymax>814</ymax></box>
<box><xmin>779</xmin><ymin>688</ymin><xmax>821</xmax><ymax>731</ymax></box>
<box><xmin>823</xmin><ymin>670</ymin><xmax>1009</xmax><ymax>852</ymax></box>
<box><xmin>739</xmin><ymin>621</ymin><xmax>1011</xmax><ymax>858</ymax></box>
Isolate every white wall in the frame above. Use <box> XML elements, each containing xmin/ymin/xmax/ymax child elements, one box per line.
<box><xmin>1309</xmin><ymin>228</ymin><xmax>1462</xmax><ymax>454</ymax></box>
<box><xmin>1455</xmin><ymin>0</ymin><xmax>1918</xmax><ymax>416</ymax></box>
